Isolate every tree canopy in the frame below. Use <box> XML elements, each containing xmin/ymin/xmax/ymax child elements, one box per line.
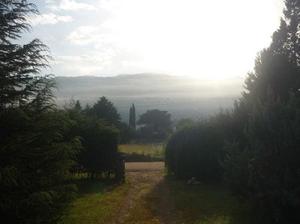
<box><xmin>137</xmin><ymin>109</ymin><xmax>172</xmax><ymax>141</ymax></box>
<box><xmin>88</xmin><ymin>96</ymin><xmax>121</xmax><ymax>126</ymax></box>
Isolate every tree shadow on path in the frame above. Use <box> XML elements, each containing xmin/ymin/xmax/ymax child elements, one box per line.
<box><xmin>145</xmin><ymin>176</ymin><xmax>253</xmax><ymax>224</ymax></box>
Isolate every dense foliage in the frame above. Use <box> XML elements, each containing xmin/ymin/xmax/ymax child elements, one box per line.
<box><xmin>166</xmin><ymin>123</ymin><xmax>223</xmax><ymax>182</ymax></box>
<box><xmin>0</xmin><ymin>108</ymin><xmax>81</xmax><ymax>223</ymax></box>
<box><xmin>0</xmin><ymin>2</ymin><xmax>124</xmax><ymax>223</ymax></box>
<box><xmin>0</xmin><ymin>1</ymin><xmax>81</xmax><ymax>223</ymax></box>
<box><xmin>223</xmin><ymin>2</ymin><xmax>300</xmax><ymax>219</ymax></box>
<box><xmin>85</xmin><ymin>97</ymin><xmax>133</xmax><ymax>144</ymax></box>
<box><xmin>137</xmin><ymin>109</ymin><xmax>172</xmax><ymax>141</ymax></box>
<box><xmin>87</xmin><ymin>97</ymin><xmax>121</xmax><ymax>126</ymax></box>
<box><xmin>166</xmin><ymin>1</ymin><xmax>300</xmax><ymax>223</ymax></box>
<box><xmin>66</xmin><ymin>100</ymin><xmax>124</xmax><ymax>181</ymax></box>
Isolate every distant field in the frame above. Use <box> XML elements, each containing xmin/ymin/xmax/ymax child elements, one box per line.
<box><xmin>119</xmin><ymin>144</ymin><xmax>165</xmax><ymax>162</ymax></box>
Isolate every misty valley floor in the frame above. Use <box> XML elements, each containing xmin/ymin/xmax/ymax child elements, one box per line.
<box><xmin>60</xmin><ymin>162</ymin><xmax>252</xmax><ymax>224</ymax></box>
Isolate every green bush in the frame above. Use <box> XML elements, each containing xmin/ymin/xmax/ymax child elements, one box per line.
<box><xmin>80</xmin><ymin>118</ymin><xmax>120</xmax><ymax>178</ymax></box>
<box><xmin>225</xmin><ymin>98</ymin><xmax>300</xmax><ymax>223</ymax></box>
<box><xmin>165</xmin><ymin>123</ymin><xmax>223</xmax><ymax>182</ymax></box>
<box><xmin>66</xmin><ymin>100</ymin><xmax>125</xmax><ymax>181</ymax></box>
<box><xmin>0</xmin><ymin>109</ymin><xmax>81</xmax><ymax>223</ymax></box>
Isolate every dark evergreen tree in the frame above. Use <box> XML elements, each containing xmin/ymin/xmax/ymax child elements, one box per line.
<box><xmin>65</xmin><ymin>100</ymin><xmax>125</xmax><ymax>181</ymax></box>
<box><xmin>129</xmin><ymin>103</ymin><xmax>136</xmax><ymax>130</ymax></box>
<box><xmin>0</xmin><ymin>1</ymin><xmax>52</xmax><ymax>109</ymax></box>
<box><xmin>283</xmin><ymin>0</ymin><xmax>300</xmax><ymax>65</ymax></box>
<box><xmin>74</xmin><ymin>100</ymin><xmax>82</xmax><ymax>111</ymax></box>
<box><xmin>88</xmin><ymin>96</ymin><xmax>121</xmax><ymax>126</ymax></box>
<box><xmin>166</xmin><ymin>123</ymin><xmax>223</xmax><ymax>182</ymax></box>
<box><xmin>0</xmin><ymin>1</ymin><xmax>80</xmax><ymax>223</ymax></box>
<box><xmin>80</xmin><ymin>119</ymin><xmax>119</xmax><ymax>179</ymax></box>
<box><xmin>166</xmin><ymin>1</ymin><xmax>300</xmax><ymax>223</ymax></box>
<box><xmin>223</xmin><ymin>1</ymin><xmax>300</xmax><ymax>222</ymax></box>
<box><xmin>244</xmin><ymin>0</ymin><xmax>300</xmax><ymax>103</ymax></box>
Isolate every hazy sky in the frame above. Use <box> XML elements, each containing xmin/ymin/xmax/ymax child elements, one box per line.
<box><xmin>27</xmin><ymin>0</ymin><xmax>284</xmax><ymax>80</ymax></box>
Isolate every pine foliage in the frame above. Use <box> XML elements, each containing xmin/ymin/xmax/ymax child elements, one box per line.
<box><xmin>0</xmin><ymin>1</ymin><xmax>80</xmax><ymax>223</ymax></box>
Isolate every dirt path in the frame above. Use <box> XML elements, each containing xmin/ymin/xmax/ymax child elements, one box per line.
<box><xmin>62</xmin><ymin>162</ymin><xmax>250</xmax><ymax>224</ymax></box>
<box><xmin>112</xmin><ymin>162</ymin><xmax>175</xmax><ymax>224</ymax></box>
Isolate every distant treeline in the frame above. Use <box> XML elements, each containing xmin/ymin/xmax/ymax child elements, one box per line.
<box><xmin>166</xmin><ymin>1</ymin><xmax>300</xmax><ymax>223</ymax></box>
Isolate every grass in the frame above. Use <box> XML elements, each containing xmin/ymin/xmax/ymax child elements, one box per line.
<box><xmin>59</xmin><ymin>165</ymin><xmax>252</xmax><ymax>224</ymax></box>
<box><xmin>119</xmin><ymin>144</ymin><xmax>165</xmax><ymax>161</ymax></box>
<box><xmin>59</xmin><ymin>180</ymin><xmax>129</xmax><ymax>224</ymax></box>
<box><xmin>147</xmin><ymin>177</ymin><xmax>253</xmax><ymax>224</ymax></box>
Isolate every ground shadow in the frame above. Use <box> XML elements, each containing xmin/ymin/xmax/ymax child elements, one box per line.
<box><xmin>145</xmin><ymin>176</ymin><xmax>254</xmax><ymax>224</ymax></box>
<box><xmin>71</xmin><ymin>178</ymin><xmax>121</xmax><ymax>195</ymax></box>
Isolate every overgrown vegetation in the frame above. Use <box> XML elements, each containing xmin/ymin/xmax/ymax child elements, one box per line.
<box><xmin>166</xmin><ymin>124</ymin><xmax>224</xmax><ymax>182</ymax></box>
<box><xmin>0</xmin><ymin>2</ymin><xmax>124</xmax><ymax>223</ymax></box>
<box><xmin>166</xmin><ymin>1</ymin><xmax>300</xmax><ymax>223</ymax></box>
<box><xmin>66</xmin><ymin>99</ymin><xmax>125</xmax><ymax>181</ymax></box>
<box><xmin>0</xmin><ymin>2</ymin><xmax>79</xmax><ymax>223</ymax></box>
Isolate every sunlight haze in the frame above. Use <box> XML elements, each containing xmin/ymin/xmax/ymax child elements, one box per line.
<box><xmin>29</xmin><ymin>0</ymin><xmax>284</xmax><ymax>80</ymax></box>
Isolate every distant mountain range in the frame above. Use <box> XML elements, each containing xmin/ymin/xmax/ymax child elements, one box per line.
<box><xmin>54</xmin><ymin>74</ymin><xmax>244</xmax><ymax>122</ymax></box>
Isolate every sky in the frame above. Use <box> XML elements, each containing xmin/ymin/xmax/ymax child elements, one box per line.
<box><xmin>26</xmin><ymin>0</ymin><xmax>285</xmax><ymax>80</ymax></box>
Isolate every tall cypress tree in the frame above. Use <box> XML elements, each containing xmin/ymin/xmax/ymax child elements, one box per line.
<box><xmin>129</xmin><ymin>103</ymin><xmax>136</xmax><ymax>130</ymax></box>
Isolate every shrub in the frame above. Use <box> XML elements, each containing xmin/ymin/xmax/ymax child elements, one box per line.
<box><xmin>0</xmin><ymin>109</ymin><xmax>81</xmax><ymax>223</ymax></box>
<box><xmin>165</xmin><ymin>123</ymin><xmax>223</xmax><ymax>182</ymax></box>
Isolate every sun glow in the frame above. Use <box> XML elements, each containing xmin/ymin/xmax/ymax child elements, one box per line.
<box><xmin>97</xmin><ymin>0</ymin><xmax>283</xmax><ymax>80</ymax></box>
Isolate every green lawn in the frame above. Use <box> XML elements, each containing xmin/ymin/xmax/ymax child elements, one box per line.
<box><xmin>59</xmin><ymin>181</ymin><xmax>129</xmax><ymax>224</ymax></box>
<box><xmin>119</xmin><ymin>144</ymin><xmax>165</xmax><ymax>161</ymax></box>
<box><xmin>158</xmin><ymin>177</ymin><xmax>253</xmax><ymax>224</ymax></box>
<box><xmin>59</xmin><ymin>168</ymin><xmax>252</xmax><ymax>224</ymax></box>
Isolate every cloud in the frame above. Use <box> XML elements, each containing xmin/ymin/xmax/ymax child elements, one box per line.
<box><xmin>43</xmin><ymin>0</ymin><xmax>284</xmax><ymax>78</ymax></box>
<box><xmin>29</xmin><ymin>13</ymin><xmax>73</xmax><ymax>26</ymax></box>
<box><xmin>53</xmin><ymin>51</ymin><xmax>116</xmax><ymax>75</ymax></box>
<box><xmin>66</xmin><ymin>26</ymin><xmax>98</xmax><ymax>45</ymax></box>
<box><xmin>62</xmin><ymin>25</ymin><xmax>123</xmax><ymax>75</ymax></box>
<box><xmin>48</xmin><ymin>0</ymin><xmax>96</xmax><ymax>11</ymax></box>
<box><xmin>66</xmin><ymin>26</ymin><xmax>114</xmax><ymax>48</ymax></box>
<box><xmin>97</xmin><ymin>0</ymin><xmax>121</xmax><ymax>12</ymax></box>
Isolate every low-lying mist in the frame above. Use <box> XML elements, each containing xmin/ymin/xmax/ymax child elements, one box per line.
<box><xmin>54</xmin><ymin>74</ymin><xmax>243</xmax><ymax>121</ymax></box>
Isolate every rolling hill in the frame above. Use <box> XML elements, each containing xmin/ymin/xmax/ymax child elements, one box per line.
<box><xmin>54</xmin><ymin>74</ymin><xmax>243</xmax><ymax>121</ymax></box>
